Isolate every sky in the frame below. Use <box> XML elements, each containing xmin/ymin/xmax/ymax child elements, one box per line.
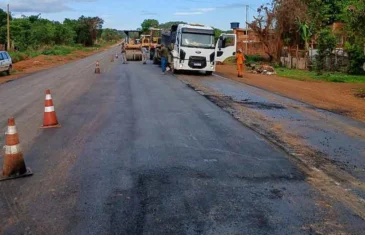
<box><xmin>0</xmin><ymin>0</ymin><xmax>268</xmax><ymax>30</ymax></box>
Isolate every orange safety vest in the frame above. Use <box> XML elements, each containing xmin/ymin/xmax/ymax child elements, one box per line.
<box><xmin>236</xmin><ymin>53</ymin><xmax>245</xmax><ymax>65</ymax></box>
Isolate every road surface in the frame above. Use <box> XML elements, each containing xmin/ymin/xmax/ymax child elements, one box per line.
<box><xmin>0</xmin><ymin>46</ymin><xmax>364</xmax><ymax>234</ymax></box>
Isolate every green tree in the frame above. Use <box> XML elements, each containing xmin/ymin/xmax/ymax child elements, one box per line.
<box><xmin>0</xmin><ymin>9</ymin><xmax>9</xmax><ymax>44</ymax></box>
<box><xmin>63</xmin><ymin>18</ymin><xmax>79</xmax><ymax>42</ymax></box>
<box><xmin>9</xmin><ymin>17</ymin><xmax>32</xmax><ymax>50</ymax></box>
<box><xmin>315</xmin><ymin>28</ymin><xmax>337</xmax><ymax>74</ymax></box>
<box><xmin>296</xmin><ymin>20</ymin><xmax>312</xmax><ymax>51</ymax></box>
<box><xmin>54</xmin><ymin>22</ymin><xmax>75</xmax><ymax>45</ymax></box>
<box><xmin>29</xmin><ymin>19</ymin><xmax>56</xmax><ymax>48</ymax></box>
<box><xmin>76</xmin><ymin>16</ymin><xmax>104</xmax><ymax>46</ymax></box>
<box><xmin>343</xmin><ymin>1</ymin><xmax>365</xmax><ymax>74</ymax></box>
<box><xmin>141</xmin><ymin>19</ymin><xmax>159</xmax><ymax>33</ymax></box>
<box><xmin>101</xmin><ymin>28</ymin><xmax>121</xmax><ymax>42</ymax></box>
<box><xmin>159</xmin><ymin>21</ymin><xmax>186</xmax><ymax>30</ymax></box>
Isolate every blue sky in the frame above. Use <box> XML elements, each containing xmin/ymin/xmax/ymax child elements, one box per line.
<box><xmin>0</xmin><ymin>0</ymin><xmax>268</xmax><ymax>30</ymax></box>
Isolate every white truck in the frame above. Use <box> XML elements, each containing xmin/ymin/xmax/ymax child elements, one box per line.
<box><xmin>167</xmin><ymin>24</ymin><xmax>236</xmax><ymax>75</ymax></box>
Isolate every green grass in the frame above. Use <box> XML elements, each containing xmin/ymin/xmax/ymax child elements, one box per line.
<box><xmin>223</xmin><ymin>54</ymin><xmax>268</xmax><ymax>65</ymax></box>
<box><xmin>8</xmin><ymin>41</ymin><xmax>117</xmax><ymax>63</ymax></box>
<box><xmin>8</xmin><ymin>51</ymin><xmax>27</xmax><ymax>63</ymax></box>
<box><xmin>276</xmin><ymin>68</ymin><xmax>365</xmax><ymax>83</ymax></box>
<box><xmin>223</xmin><ymin>56</ymin><xmax>237</xmax><ymax>65</ymax></box>
<box><xmin>41</xmin><ymin>45</ymin><xmax>76</xmax><ymax>56</ymax></box>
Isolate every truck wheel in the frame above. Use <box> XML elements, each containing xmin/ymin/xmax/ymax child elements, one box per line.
<box><xmin>171</xmin><ymin>65</ymin><xmax>179</xmax><ymax>74</ymax></box>
<box><xmin>7</xmin><ymin>65</ymin><xmax>12</xmax><ymax>75</ymax></box>
<box><xmin>206</xmin><ymin>71</ymin><xmax>213</xmax><ymax>76</ymax></box>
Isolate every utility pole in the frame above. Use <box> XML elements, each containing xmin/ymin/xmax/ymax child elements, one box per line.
<box><xmin>245</xmin><ymin>5</ymin><xmax>249</xmax><ymax>55</ymax></box>
<box><xmin>7</xmin><ymin>4</ymin><xmax>10</xmax><ymax>51</ymax></box>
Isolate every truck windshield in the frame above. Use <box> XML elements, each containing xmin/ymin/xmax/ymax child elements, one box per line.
<box><xmin>181</xmin><ymin>33</ymin><xmax>215</xmax><ymax>49</ymax></box>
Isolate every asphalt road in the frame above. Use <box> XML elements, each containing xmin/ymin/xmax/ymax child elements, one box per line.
<box><xmin>0</xmin><ymin>46</ymin><xmax>364</xmax><ymax>234</ymax></box>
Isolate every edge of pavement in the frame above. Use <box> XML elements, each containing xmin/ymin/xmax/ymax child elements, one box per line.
<box><xmin>175</xmin><ymin>72</ymin><xmax>365</xmax><ymax>223</ymax></box>
<box><xmin>214</xmin><ymin>65</ymin><xmax>365</xmax><ymax>124</ymax></box>
<box><xmin>0</xmin><ymin>42</ymin><xmax>121</xmax><ymax>86</ymax></box>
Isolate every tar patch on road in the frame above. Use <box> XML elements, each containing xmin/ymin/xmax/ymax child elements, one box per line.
<box><xmin>201</xmin><ymin>94</ymin><xmax>286</xmax><ymax>111</ymax></box>
<box><xmin>237</xmin><ymin>99</ymin><xmax>286</xmax><ymax>110</ymax></box>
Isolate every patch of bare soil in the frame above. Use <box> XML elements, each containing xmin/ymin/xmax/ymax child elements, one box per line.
<box><xmin>216</xmin><ymin>65</ymin><xmax>365</xmax><ymax>123</ymax></box>
<box><xmin>0</xmin><ymin>44</ymin><xmax>117</xmax><ymax>85</ymax></box>
<box><xmin>178</xmin><ymin>75</ymin><xmax>365</xmax><ymax>233</ymax></box>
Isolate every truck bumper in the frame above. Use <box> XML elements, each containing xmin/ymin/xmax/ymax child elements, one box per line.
<box><xmin>173</xmin><ymin>60</ymin><xmax>215</xmax><ymax>72</ymax></box>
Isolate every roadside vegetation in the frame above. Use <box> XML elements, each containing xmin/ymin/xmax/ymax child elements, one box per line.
<box><xmin>7</xmin><ymin>43</ymin><xmax>113</xmax><ymax>63</ymax></box>
<box><xmin>0</xmin><ymin>9</ymin><xmax>122</xmax><ymax>63</ymax></box>
<box><xmin>247</xmin><ymin>0</ymin><xmax>364</xmax><ymax>76</ymax></box>
<box><xmin>140</xmin><ymin>19</ymin><xmax>233</xmax><ymax>41</ymax></box>
<box><xmin>276</xmin><ymin>68</ymin><xmax>365</xmax><ymax>83</ymax></box>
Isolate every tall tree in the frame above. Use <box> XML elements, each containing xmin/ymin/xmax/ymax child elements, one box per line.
<box><xmin>0</xmin><ymin>8</ymin><xmax>12</xmax><ymax>44</ymax></box>
<box><xmin>159</xmin><ymin>21</ymin><xmax>186</xmax><ymax>30</ymax></box>
<box><xmin>248</xmin><ymin>3</ymin><xmax>280</xmax><ymax>62</ymax></box>
<box><xmin>344</xmin><ymin>1</ymin><xmax>365</xmax><ymax>74</ymax></box>
<box><xmin>141</xmin><ymin>19</ymin><xmax>159</xmax><ymax>33</ymax></box>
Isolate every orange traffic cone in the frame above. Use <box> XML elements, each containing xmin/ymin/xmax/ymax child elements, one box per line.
<box><xmin>95</xmin><ymin>61</ymin><xmax>101</xmax><ymax>74</ymax></box>
<box><xmin>0</xmin><ymin>118</ymin><xmax>33</xmax><ymax>181</ymax></box>
<box><xmin>111</xmin><ymin>55</ymin><xmax>114</xmax><ymax>62</ymax></box>
<box><xmin>41</xmin><ymin>89</ymin><xmax>61</xmax><ymax>129</ymax></box>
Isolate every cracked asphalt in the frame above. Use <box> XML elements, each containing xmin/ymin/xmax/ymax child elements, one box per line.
<box><xmin>0</xmin><ymin>46</ymin><xmax>364</xmax><ymax>234</ymax></box>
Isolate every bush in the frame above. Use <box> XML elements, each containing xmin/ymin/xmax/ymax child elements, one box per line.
<box><xmin>8</xmin><ymin>51</ymin><xmax>26</xmax><ymax>63</ymax></box>
<box><xmin>41</xmin><ymin>45</ymin><xmax>75</xmax><ymax>56</ymax></box>
<box><xmin>24</xmin><ymin>51</ymin><xmax>41</xmax><ymax>58</ymax></box>
<box><xmin>223</xmin><ymin>56</ymin><xmax>237</xmax><ymax>64</ymax></box>
<box><xmin>245</xmin><ymin>54</ymin><xmax>266</xmax><ymax>64</ymax></box>
<box><xmin>346</xmin><ymin>43</ymin><xmax>365</xmax><ymax>75</ymax></box>
<box><xmin>315</xmin><ymin>29</ymin><xmax>337</xmax><ymax>74</ymax></box>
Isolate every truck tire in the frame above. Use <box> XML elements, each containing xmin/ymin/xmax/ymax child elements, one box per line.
<box><xmin>7</xmin><ymin>65</ymin><xmax>12</xmax><ymax>75</ymax></box>
<box><xmin>171</xmin><ymin>64</ymin><xmax>179</xmax><ymax>74</ymax></box>
<box><xmin>206</xmin><ymin>71</ymin><xmax>213</xmax><ymax>76</ymax></box>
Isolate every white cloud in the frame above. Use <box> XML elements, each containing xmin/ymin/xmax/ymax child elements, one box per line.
<box><xmin>2</xmin><ymin>0</ymin><xmax>96</xmax><ymax>13</ymax></box>
<box><xmin>174</xmin><ymin>6</ymin><xmax>217</xmax><ymax>16</ymax></box>
<box><xmin>174</xmin><ymin>3</ymin><xmax>247</xmax><ymax>16</ymax></box>
<box><xmin>174</xmin><ymin>11</ymin><xmax>204</xmax><ymax>16</ymax></box>
<box><xmin>194</xmin><ymin>8</ymin><xmax>216</xmax><ymax>12</ymax></box>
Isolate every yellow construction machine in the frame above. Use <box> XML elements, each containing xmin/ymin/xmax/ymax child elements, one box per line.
<box><xmin>141</xmin><ymin>34</ymin><xmax>150</xmax><ymax>49</ymax></box>
<box><xmin>148</xmin><ymin>28</ymin><xmax>162</xmax><ymax>61</ymax></box>
<box><xmin>123</xmin><ymin>30</ymin><xmax>143</xmax><ymax>61</ymax></box>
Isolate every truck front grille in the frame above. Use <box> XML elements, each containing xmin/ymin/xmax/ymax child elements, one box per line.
<box><xmin>188</xmin><ymin>56</ymin><xmax>207</xmax><ymax>69</ymax></box>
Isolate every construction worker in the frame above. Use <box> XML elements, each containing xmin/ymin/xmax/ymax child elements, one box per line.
<box><xmin>160</xmin><ymin>44</ymin><xmax>169</xmax><ymax>74</ymax></box>
<box><xmin>236</xmin><ymin>49</ymin><xmax>245</xmax><ymax>77</ymax></box>
<box><xmin>121</xmin><ymin>43</ymin><xmax>128</xmax><ymax>64</ymax></box>
<box><xmin>141</xmin><ymin>47</ymin><xmax>148</xmax><ymax>64</ymax></box>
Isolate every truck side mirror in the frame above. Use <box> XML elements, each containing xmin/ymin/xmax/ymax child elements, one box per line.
<box><xmin>218</xmin><ymin>40</ymin><xmax>223</xmax><ymax>50</ymax></box>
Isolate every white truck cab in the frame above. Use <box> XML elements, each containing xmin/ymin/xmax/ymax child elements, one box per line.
<box><xmin>168</xmin><ymin>24</ymin><xmax>237</xmax><ymax>75</ymax></box>
<box><xmin>169</xmin><ymin>24</ymin><xmax>216</xmax><ymax>75</ymax></box>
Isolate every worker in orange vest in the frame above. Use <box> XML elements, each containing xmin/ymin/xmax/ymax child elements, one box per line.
<box><xmin>236</xmin><ymin>49</ymin><xmax>245</xmax><ymax>77</ymax></box>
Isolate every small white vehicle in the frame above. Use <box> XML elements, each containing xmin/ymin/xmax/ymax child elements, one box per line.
<box><xmin>0</xmin><ymin>51</ymin><xmax>12</xmax><ymax>75</ymax></box>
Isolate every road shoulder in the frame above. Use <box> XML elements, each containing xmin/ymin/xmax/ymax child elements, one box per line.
<box><xmin>175</xmin><ymin>72</ymin><xmax>365</xmax><ymax>227</ymax></box>
<box><xmin>215</xmin><ymin>65</ymin><xmax>365</xmax><ymax>123</ymax></box>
